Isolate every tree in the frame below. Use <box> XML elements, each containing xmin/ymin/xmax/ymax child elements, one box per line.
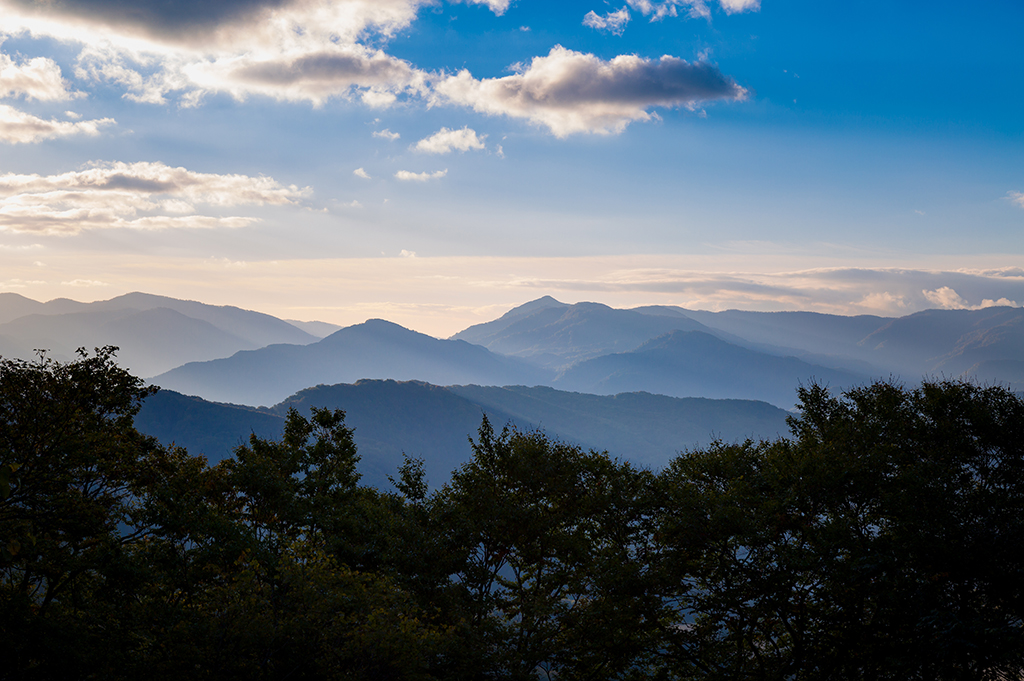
<box><xmin>0</xmin><ymin>347</ymin><xmax>170</xmax><ymax>676</ymax></box>
<box><xmin>432</xmin><ymin>417</ymin><xmax>666</xmax><ymax>680</ymax></box>
<box><xmin>656</xmin><ymin>380</ymin><xmax>1024</xmax><ymax>680</ymax></box>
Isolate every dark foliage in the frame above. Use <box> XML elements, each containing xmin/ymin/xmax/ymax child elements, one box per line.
<box><xmin>2</xmin><ymin>348</ymin><xmax>1022</xmax><ymax>679</ymax></box>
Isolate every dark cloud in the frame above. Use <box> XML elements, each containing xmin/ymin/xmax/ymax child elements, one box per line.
<box><xmin>7</xmin><ymin>0</ymin><xmax>291</xmax><ymax>38</ymax></box>
<box><xmin>508</xmin><ymin>55</ymin><xmax>743</xmax><ymax>108</ymax></box>
<box><xmin>233</xmin><ymin>51</ymin><xmax>416</xmax><ymax>88</ymax></box>
<box><xmin>438</xmin><ymin>46</ymin><xmax>747</xmax><ymax>135</ymax></box>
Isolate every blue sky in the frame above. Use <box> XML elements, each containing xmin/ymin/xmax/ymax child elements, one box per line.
<box><xmin>1</xmin><ymin>0</ymin><xmax>1022</xmax><ymax>335</ymax></box>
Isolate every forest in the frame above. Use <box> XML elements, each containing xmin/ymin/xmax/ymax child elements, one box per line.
<box><xmin>2</xmin><ymin>347</ymin><xmax>1023</xmax><ymax>680</ymax></box>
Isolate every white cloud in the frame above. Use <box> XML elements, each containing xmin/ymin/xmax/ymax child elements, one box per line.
<box><xmin>182</xmin><ymin>46</ymin><xmax>426</xmax><ymax>106</ymax></box>
<box><xmin>353</xmin><ymin>167</ymin><xmax>371</xmax><ymax>179</ymax></box>
<box><xmin>0</xmin><ymin>0</ymin><xmax>432</xmax><ymax>106</ymax></box>
<box><xmin>400</xmin><ymin>249</ymin><xmax>416</xmax><ymax>257</ymax></box>
<box><xmin>394</xmin><ymin>169</ymin><xmax>447</xmax><ymax>181</ymax></box>
<box><xmin>626</xmin><ymin>0</ymin><xmax>759</xmax><ymax>20</ymax></box>
<box><xmin>1</xmin><ymin>52</ymin><xmax>82</xmax><ymax>100</ymax></box>
<box><xmin>0</xmin><ymin>104</ymin><xmax>114</xmax><ymax>144</ymax></box>
<box><xmin>0</xmin><ymin>160</ymin><xmax>310</xmax><ymax>234</ymax></box>
<box><xmin>922</xmin><ymin>286</ymin><xmax>969</xmax><ymax>309</ymax></box>
<box><xmin>583</xmin><ymin>7</ymin><xmax>631</xmax><ymax>35</ymax></box>
<box><xmin>923</xmin><ymin>286</ymin><xmax>1020</xmax><ymax>311</ymax></box>
<box><xmin>435</xmin><ymin>45</ymin><xmax>747</xmax><ymax>137</ymax></box>
<box><xmin>450</xmin><ymin>0</ymin><xmax>512</xmax><ymax>15</ymax></box>
<box><xmin>718</xmin><ymin>0</ymin><xmax>760</xmax><ymax>14</ymax></box>
<box><xmin>1008</xmin><ymin>191</ymin><xmax>1024</xmax><ymax>208</ymax></box>
<box><xmin>373</xmin><ymin>128</ymin><xmax>400</xmax><ymax>140</ymax></box>
<box><xmin>413</xmin><ymin>126</ymin><xmax>486</xmax><ymax>154</ymax></box>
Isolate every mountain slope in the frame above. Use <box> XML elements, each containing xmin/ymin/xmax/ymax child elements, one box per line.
<box><xmin>0</xmin><ymin>292</ymin><xmax>322</xmax><ymax>375</ymax></box>
<box><xmin>451</xmin><ymin>299</ymin><xmax>711</xmax><ymax>367</ymax></box>
<box><xmin>135</xmin><ymin>380</ymin><xmax>792</xmax><ymax>489</ymax></box>
<box><xmin>554</xmin><ymin>330</ymin><xmax>868</xmax><ymax>409</ymax></box>
<box><xmin>152</xmin><ymin>319</ymin><xmax>553</xmax><ymax>406</ymax></box>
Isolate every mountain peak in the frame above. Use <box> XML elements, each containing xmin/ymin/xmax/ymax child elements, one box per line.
<box><xmin>502</xmin><ymin>296</ymin><xmax>567</xmax><ymax>319</ymax></box>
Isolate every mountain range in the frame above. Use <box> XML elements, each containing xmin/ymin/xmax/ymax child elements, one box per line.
<box><xmin>0</xmin><ymin>291</ymin><xmax>336</xmax><ymax>376</ymax></box>
<box><xmin>4</xmin><ymin>292</ymin><xmax>1024</xmax><ymax>411</ymax></box>
<box><xmin>135</xmin><ymin>380</ymin><xmax>791</xmax><ymax>489</ymax></box>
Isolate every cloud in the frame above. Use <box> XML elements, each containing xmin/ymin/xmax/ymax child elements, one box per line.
<box><xmin>435</xmin><ymin>46</ymin><xmax>746</xmax><ymax>136</ymax></box>
<box><xmin>373</xmin><ymin>128</ymin><xmax>400</xmax><ymax>140</ymax></box>
<box><xmin>1008</xmin><ymin>191</ymin><xmax>1024</xmax><ymax>208</ymax></box>
<box><xmin>450</xmin><ymin>0</ymin><xmax>512</xmax><ymax>15</ymax></box>
<box><xmin>0</xmin><ymin>160</ymin><xmax>310</xmax><ymax>234</ymax></box>
<box><xmin>922</xmin><ymin>286</ymin><xmax>969</xmax><ymax>309</ymax></box>
<box><xmin>501</xmin><ymin>267</ymin><xmax>1024</xmax><ymax>316</ymax></box>
<box><xmin>0</xmin><ymin>104</ymin><xmax>114</xmax><ymax>144</ymax></box>
<box><xmin>718</xmin><ymin>0</ymin><xmax>761</xmax><ymax>14</ymax></box>
<box><xmin>413</xmin><ymin>126</ymin><xmax>485</xmax><ymax>154</ymax></box>
<box><xmin>583</xmin><ymin>7</ymin><xmax>631</xmax><ymax>35</ymax></box>
<box><xmin>626</xmin><ymin>0</ymin><xmax>759</xmax><ymax>21</ymax></box>
<box><xmin>353</xmin><ymin>167</ymin><xmax>371</xmax><ymax>179</ymax></box>
<box><xmin>183</xmin><ymin>47</ymin><xmax>426</xmax><ymax>106</ymax></box>
<box><xmin>1</xmin><ymin>0</ymin><xmax>432</xmax><ymax>106</ymax></box>
<box><xmin>394</xmin><ymin>169</ymin><xmax>447</xmax><ymax>181</ymax></box>
<box><xmin>922</xmin><ymin>286</ymin><xmax>1020</xmax><ymax>311</ymax></box>
<box><xmin>1</xmin><ymin>52</ymin><xmax>82</xmax><ymax>100</ymax></box>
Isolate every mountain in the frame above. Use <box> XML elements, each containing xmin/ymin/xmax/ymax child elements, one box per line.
<box><xmin>451</xmin><ymin>299</ymin><xmax>713</xmax><ymax>367</ymax></box>
<box><xmin>859</xmin><ymin>307</ymin><xmax>1024</xmax><ymax>376</ymax></box>
<box><xmin>553</xmin><ymin>330</ymin><xmax>869</xmax><ymax>409</ymax></box>
<box><xmin>446</xmin><ymin>384</ymin><xmax>789</xmax><ymax>468</ymax></box>
<box><xmin>152</xmin><ymin>319</ymin><xmax>553</xmax><ymax>407</ymax></box>
<box><xmin>0</xmin><ymin>292</ymin><xmax>47</xmax><ymax>325</ymax></box>
<box><xmin>648</xmin><ymin>307</ymin><xmax>891</xmax><ymax>369</ymax></box>
<box><xmin>134</xmin><ymin>380</ymin><xmax>792</xmax><ymax>490</ymax></box>
<box><xmin>0</xmin><ymin>292</ymin><xmax>321</xmax><ymax>376</ymax></box>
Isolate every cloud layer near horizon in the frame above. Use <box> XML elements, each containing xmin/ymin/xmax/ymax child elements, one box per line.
<box><xmin>0</xmin><ymin>161</ymin><xmax>310</xmax><ymax>234</ymax></box>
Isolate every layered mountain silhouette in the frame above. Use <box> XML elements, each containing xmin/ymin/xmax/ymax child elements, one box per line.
<box><xmin>135</xmin><ymin>380</ymin><xmax>791</xmax><ymax>489</ymax></box>
<box><xmin>152</xmin><ymin>319</ymin><xmax>552</xmax><ymax>406</ymax></box>
<box><xmin>0</xmin><ymin>292</ymin><xmax>321</xmax><ymax>376</ymax></box>
<box><xmin>553</xmin><ymin>330</ymin><xmax>866</xmax><ymax>408</ymax></box>
<box><xmin>6</xmin><ymin>292</ymin><xmax>1024</xmax><ymax>410</ymax></box>
<box><xmin>453</xmin><ymin>298</ymin><xmax>714</xmax><ymax>367</ymax></box>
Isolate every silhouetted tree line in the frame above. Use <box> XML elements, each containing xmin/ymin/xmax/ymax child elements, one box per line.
<box><xmin>2</xmin><ymin>347</ymin><xmax>1023</xmax><ymax>680</ymax></box>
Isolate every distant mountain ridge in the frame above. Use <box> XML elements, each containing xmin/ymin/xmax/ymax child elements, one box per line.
<box><xmin>135</xmin><ymin>379</ymin><xmax>791</xmax><ymax>489</ymax></box>
<box><xmin>0</xmin><ymin>292</ymin><xmax>331</xmax><ymax>376</ymax></box>
<box><xmin>6</xmin><ymin>292</ymin><xmax>1023</xmax><ymax>406</ymax></box>
<box><xmin>152</xmin><ymin>318</ymin><xmax>552</xmax><ymax>407</ymax></box>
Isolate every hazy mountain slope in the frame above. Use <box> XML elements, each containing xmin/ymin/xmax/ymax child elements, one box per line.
<box><xmin>454</xmin><ymin>295</ymin><xmax>569</xmax><ymax>344</ymax></box>
<box><xmin>135</xmin><ymin>389</ymin><xmax>287</xmax><ymax>461</ymax></box>
<box><xmin>135</xmin><ymin>380</ymin><xmax>792</xmax><ymax>490</ymax></box>
<box><xmin>961</xmin><ymin>359</ymin><xmax>1024</xmax><ymax>391</ymax></box>
<box><xmin>0</xmin><ymin>292</ymin><xmax>322</xmax><ymax>375</ymax></box>
<box><xmin>271</xmin><ymin>381</ymin><xmax>518</xmax><ymax>489</ymax></box>
<box><xmin>83</xmin><ymin>292</ymin><xmax>318</xmax><ymax>348</ymax></box>
<box><xmin>860</xmin><ymin>307</ymin><xmax>1024</xmax><ymax>375</ymax></box>
<box><xmin>554</xmin><ymin>330</ymin><xmax>867</xmax><ymax>409</ymax></box>
<box><xmin>286</xmin><ymin>319</ymin><xmax>343</xmax><ymax>338</ymax></box>
<box><xmin>448</xmin><ymin>384</ymin><xmax>790</xmax><ymax>468</ymax></box>
<box><xmin>451</xmin><ymin>299</ymin><xmax>711</xmax><ymax>367</ymax></box>
<box><xmin>0</xmin><ymin>308</ymin><xmax>254</xmax><ymax>376</ymax></box>
<box><xmin>654</xmin><ymin>307</ymin><xmax>891</xmax><ymax>364</ymax></box>
<box><xmin>0</xmin><ymin>293</ymin><xmax>46</xmax><ymax>325</ymax></box>
<box><xmin>152</xmin><ymin>319</ymin><xmax>553</xmax><ymax>407</ymax></box>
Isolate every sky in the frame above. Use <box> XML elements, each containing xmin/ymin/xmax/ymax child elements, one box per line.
<box><xmin>1</xmin><ymin>0</ymin><xmax>1023</xmax><ymax>337</ymax></box>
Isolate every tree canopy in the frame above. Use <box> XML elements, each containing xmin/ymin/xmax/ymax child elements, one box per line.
<box><xmin>2</xmin><ymin>348</ymin><xmax>1022</xmax><ymax>679</ymax></box>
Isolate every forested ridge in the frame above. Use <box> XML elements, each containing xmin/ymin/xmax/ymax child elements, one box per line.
<box><xmin>2</xmin><ymin>348</ymin><xmax>1023</xmax><ymax>680</ymax></box>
